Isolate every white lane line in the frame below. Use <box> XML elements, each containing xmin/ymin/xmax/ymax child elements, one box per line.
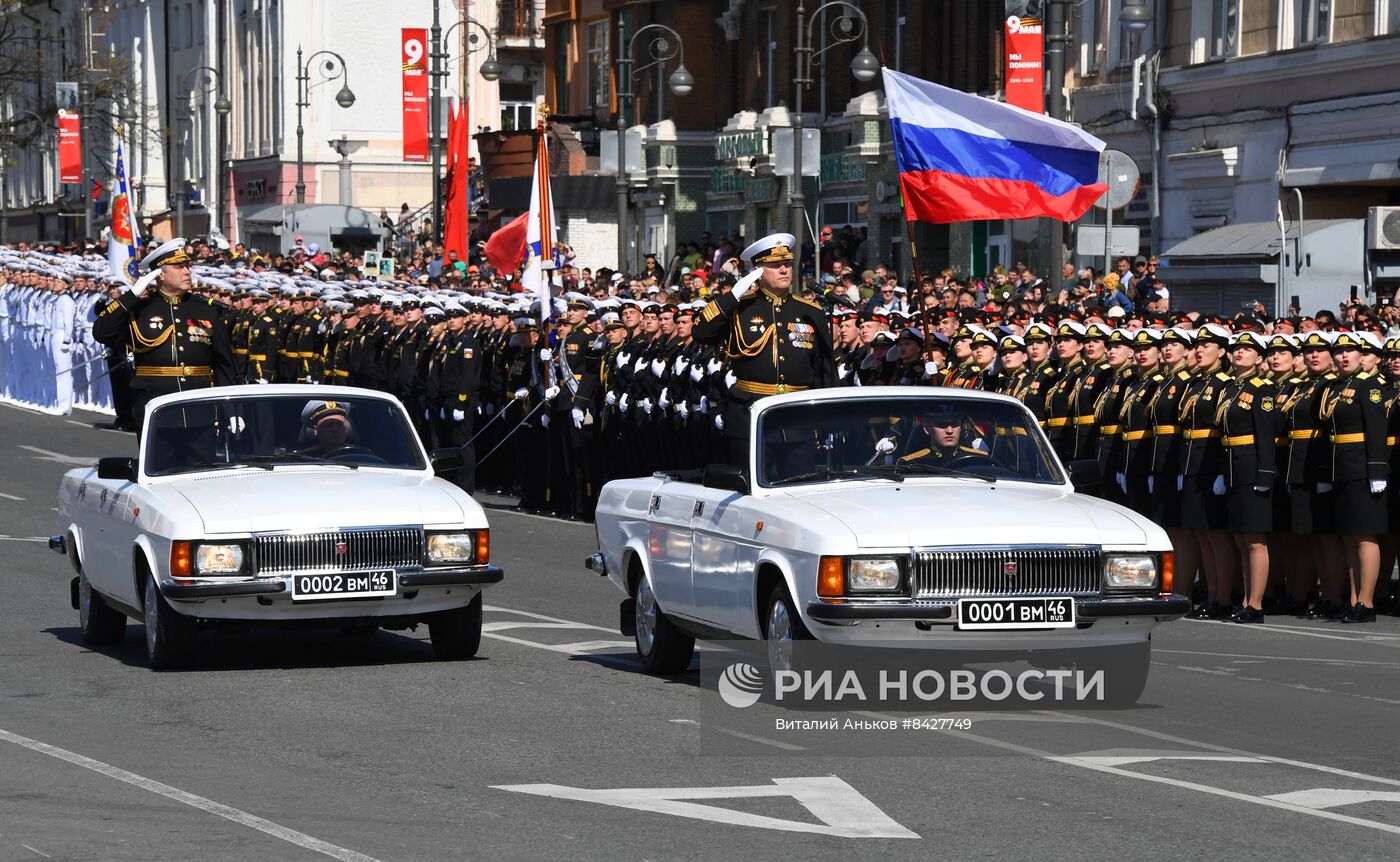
<box><xmin>0</xmin><ymin>491</ymin><xmax>25</xmax><ymax>501</ymax></box>
<box><xmin>1181</xmin><ymin>618</ymin><xmax>1400</xmax><ymax>646</ymax></box>
<box><xmin>1156</xmin><ymin>648</ymin><xmax>1398</xmax><ymax>667</ymax></box>
<box><xmin>16</xmin><ymin>446</ymin><xmax>94</xmax><ymax>466</ymax></box>
<box><xmin>63</xmin><ymin>419</ymin><xmax>127</xmax><ymax>436</ymax></box>
<box><xmin>485</xmin><ymin>604</ymin><xmax>618</xmax><ymax>634</ymax></box>
<box><xmin>481</xmin><ymin>632</ymin><xmax>634</xmax><ymax>655</ymax></box>
<box><xmin>1159</xmin><ymin>663</ymin><xmax>1400</xmax><ymax>706</ymax></box>
<box><xmin>1267</xmin><ymin>789</ymin><xmax>1400</xmax><ymax>810</ymax></box>
<box><xmin>669</xmin><ymin>719</ymin><xmax>807</xmax><ymax>752</ymax></box>
<box><xmin>0</xmin><ymin>727</ymin><xmax>385</xmax><ymax>862</ymax></box>
<box><xmin>21</xmin><ymin>846</ymin><xmax>51</xmax><ymax>859</ymax></box>
<box><xmin>481</xmin><ymin>504</ymin><xmax>592</xmax><ymax>528</ymax></box>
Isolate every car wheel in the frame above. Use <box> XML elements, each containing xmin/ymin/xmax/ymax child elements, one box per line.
<box><xmin>78</xmin><ymin>571</ymin><xmax>126</xmax><ymax>645</ymax></box>
<box><xmin>143</xmin><ymin>574</ymin><xmax>195</xmax><ymax>670</ymax></box>
<box><xmin>428</xmin><ymin>593</ymin><xmax>482</xmax><ymax>659</ymax></box>
<box><xmin>633</xmin><ymin>575</ymin><xmax>694</xmax><ymax>675</ymax></box>
<box><xmin>764</xmin><ymin>584</ymin><xmax>812</xmax><ymax>676</ymax></box>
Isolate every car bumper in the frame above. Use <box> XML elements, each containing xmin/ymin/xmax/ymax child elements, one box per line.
<box><xmin>807</xmin><ymin>595</ymin><xmax>1189</xmax><ymax>623</ymax></box>
<box><xmin>161</xmin><ymin>566</ymin><xmax>503</xmax><ymax>607</ymax></box>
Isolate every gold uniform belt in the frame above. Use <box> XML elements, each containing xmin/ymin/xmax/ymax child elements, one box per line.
<box><xmin>298</xmin><ymin>351</ymin><xmax>316</xmax><ymax>358</ymax></box>
<box><xmin>1289</xmin><ymin>429</ymin><xmax>1320</xmax><ymax>440</ymax></box>
<box><xmin>1331</xmin><ymin>433</ymin><xmax>1366</xmax><ymax>444</ymax></box>
<box><xmin>1073</xmin><ymin>415</ymin><xmax>1097</xmax><ymax>426</ymax></box>
<box><xmin>1120</xmin><ymin>429</ymin><xmax>1151</xmax><ymax>441</ymax></box>
<box><xmin>135</xmin><ymin>365</ymin><xmax>212</xmax><ymax>378</ymax></box>
<box><xmin>1043</xmin><ymin>417</ymin><xmax>1070</xmax><ymax>428</ymax></box>
<box><xmin>278</xmin><ymin>350</ymin><xmax>296</xmax><ymax>357</ymax></box>
<box><xmin>1098</xmin><ymin>424</ymin><xmax>1121</xmax><ymax>435</ymax></box>
<box><xmin>232</xmin><ymin>348</ymin><xmax>250</xmax><ymax>355</ymax></box>
<box><xmin>1184</xmin><ymin>429</ymin><xmax>1220</xmax><ymax>440</ymax></box>
<box><xmin>1153</xmin><ymin>425</ymin><xmax>1179</xmax><ymax>436</ymax></box>
<box><xmin>1223</xmin><ymin>434</ymin><xmax>1255</xmax><ymax>447</ymax></box>
<box><xmin>333</xmin><ymin>369</ymin><xmax>350</xmax><ymax>378</ymax></box>
<box><xmin>249</xmin><ymin>354</ymin><xmax>268</xmax><ymax>361</ymax></box>
<box><xmin>733</xmin><ymin>380</ymin><xmax>809</xmax><ymax>396</ymax></box>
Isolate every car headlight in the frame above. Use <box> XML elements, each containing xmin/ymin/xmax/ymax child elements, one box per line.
<box><xmin>426</xmin><ymin>531</ymin><xmax>485</xmax><ymax>565</ymax></box>
<box><xmin>848</xmin><ymin>558</ymin><xmax>902</xmax><ymax>593</ymax></box>
<box><xmin>1104</xmin><ymin>554</ymin><xmax>1157</xmax><ymax>591</ymax></box>
<box><xmin>194</xmin><ymin>543</ymin><xmax>245</xmax><ymax>575</ymax></box>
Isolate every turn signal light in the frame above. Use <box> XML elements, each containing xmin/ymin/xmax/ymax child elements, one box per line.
<box><xmin>1161</xmin><ymin>551</ymin><xmax>1175</xmax><ymax>595</ymax></box>
<box><xmin>817</xmin><ymin>556</ymin><xmax>844</xmax><ymax>599</ymax></box>
<box><xmin>476</xmin><ymin>529</ymin><xmax>491</xmax><ymax>565</ymax></box>
<box><xmin>170</xmin><ymin>541</ymin><xmax>192</xmax><ymax>581</ymax></box>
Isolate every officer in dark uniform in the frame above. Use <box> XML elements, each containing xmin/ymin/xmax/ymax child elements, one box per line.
<box><xmin>244</xmin><ymin>290</ymin><xmax>279</xmax><ymax>383</ymax></box>
<box><xmin>1179</xmin><ymin>324</ymin><xmax>1235</xmax><ymax>619</ymax></box>
<box><xmin>1218</xmin><ymin>330</ymin><xmax>1278</xmax><ymax>623</ymax></box>
<box><xmin>1042</xmin><ymin>320</ymin><xmax>1089</xmax><ymax>461</ymax></box>
<box><xmin>1021</xmin><ymin>321</ymin><xmax>1058</xmax><ymax>420</ymax></box>
<box><xmin>691</xmin><ymin>232</ymin><xmax>836</xmax><ymax>467</ymax></box>
<box><xmin>439</xmin><ymin>302</ymin><xmax>485</xmax><ymax>492</ymax></box>
<box><xmin>91</xmin><ymin>238</ymin><xmax>235</xmax><ymax>428</ymax></box>
<box><xmin>1117</xmin><ymin>328</ymin><xmax>1165</xmax><ymax>515</ymax></box>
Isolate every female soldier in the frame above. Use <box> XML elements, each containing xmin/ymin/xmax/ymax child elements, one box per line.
<box><xmin>1217</xmin><ymin>331</ymin><xmax>1277</xmax><ymax>623</ymax></box>
<box><xmin>1179</xmin><ymin>324</ymin><xmax>1237</xmax><ymax>618</ymax></box>
<box><xmin>1320</xmin><ymin>331</ymin><xmax>1389</xmax><ymax>623</ymax></box>
<box><xmin>1263</xmin><ymin>333</ymin><xmax>1305</xmax><ymax>613</ymax></box>
<box><xmin>1117</xmin><ymin>328</ymin><xmax>1164</xmax><ymax>516</ymax></box>
<box><xmin>1379</xmin><ymin>336</ymin><xmax>1400</xmax><ymax>614</ymax></box>
<box><xmin>1149</xmin><ymin>327</ymin><xmax>1197</xmax><ymax>595</ymax></box>
<box><xmin>1285</xmin><ymin>331</ymin><xmax>1347</xmax><ymax>618</ymax></box>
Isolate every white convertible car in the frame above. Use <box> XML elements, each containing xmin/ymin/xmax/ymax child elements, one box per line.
<box><xmin>51</xmin><ymin>385</ymin><xmax>501</xmax><ymax>669</ymax></box>
<box><xmin>587</xmin><ymin>388</ymin><xmax>1189</xmax><ymax>700</ymax></box>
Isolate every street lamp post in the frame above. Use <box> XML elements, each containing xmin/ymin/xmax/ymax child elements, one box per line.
<box><xmin>614</xmin><ymin>23</ymin><xmax>694</xmax><ymax>275</ymax></box>
<box><xmin>430</xmin><ymin>5</ymin><xmax>500</xmax><ymax>246</ymax></box>
<box><xmin>174</xmin><ymin>65</ymin><xmax>231</xmax><ymax>240</ymax></box>
<box><xmin>295</xmin><ymin>47</ymin><xmax>356</xmax><ymax>204</ymax></box>
<box><xmin>791</xmin><ymin>3</ymin><xmax>879</xmax><ymax>277</ymax></box>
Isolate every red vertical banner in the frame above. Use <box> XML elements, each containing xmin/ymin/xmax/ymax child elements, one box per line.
<box><xmin>57</xmin><ymin>109</ymin><xmax>82</xmax><ymax>183</ymax></box>
<box><xmin>1004</xmin><ymin>14</ymin><xmax>1045</xmax><ymax>114</ymax></box>
<box><xmin>402</xmin><ymin>28</ymin><xmax>429</xmax><ymax>162</ymax></box>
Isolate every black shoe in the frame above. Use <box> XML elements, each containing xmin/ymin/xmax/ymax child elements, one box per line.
<box><xmin>1208</xmin><ymin>602</ymin><xmax>1233</xmax><ymax>620</ymax></box>
<box><xmin>1227</xmin><ymin>603</ymin><xmax>1245</xmax><ymax>621</ymax></box>
<box><xmin>1326</xmin><ymin>603</ymin><xmax>1353</xmax><ymax>621</ymax></box>
<box><xmin>1188</xmin><ymin>602</ymin><xmax>1214</xmax><ymax>620</ymax></box>
<box><xmin>1235</xmin><ymin>607</ymin><xmax>1264</xmax><ymax>624</ymax></box>
<box><xmin>1307</xmin><ymin>599</ymin><xmax>1337</xmax><ymax>619</ymax></box>
<box><xmin>1342</xmin><ymin>604</ymin><xmax>1376</xmax><ymax>624</ymax></box>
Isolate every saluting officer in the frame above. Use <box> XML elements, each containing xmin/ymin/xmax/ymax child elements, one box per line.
<box><xmin>91</xmin><ymin>238</ymin><xmax>235</xmax><ymax>428</ymax></box>
<box><xmin>692</xmin><ymin>233</ymin><xmax>836</xmax><ymax>466</ymax></box>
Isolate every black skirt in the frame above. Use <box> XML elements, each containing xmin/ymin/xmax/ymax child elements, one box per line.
<box><xmin>1226</xmin><ymin>483</ymin><xmax>1273</xmax><ymax>533</ymax></box>
<box><xmin>1147</xmin><ymin>474</ymin><xmax>1181</xmax><ymax>527</ymax></box>
<box><xmin>1180</xmin><ymin>474</ymin><xmax>1226</xmax><ymax>530</ymax></box>
<box><xmin>1333</xmin><ymin>479</ymin><xmax>1388</xmax><ymax>535</ymax></box>
<box><xmin>1288</xmin><ymin>485</ymin><xmax>1338</xmax><ymax>535</ymax></box>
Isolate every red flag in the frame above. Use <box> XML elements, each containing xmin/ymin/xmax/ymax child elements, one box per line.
<box><xmin>91</xmin><ymin>177</ymin><xmax>104</xmax><ymax>200</ymax></box>
<box><xmin>441</xmin><ymin>99</ymin><xmax>472</xmax><ymax>265</ymax></box>
<box><xmin>483</xmin><ymin>212</ymin><xmax>528</xmax><ymax>274</ymax></box>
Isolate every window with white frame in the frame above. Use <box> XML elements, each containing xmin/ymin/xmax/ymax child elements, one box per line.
<box><xmin>1384</xmin><ymin>0</ymin><xmax>1400</xmax><ymax>34</ymax></box>
<box><xmin>1296</xmin><ymin>0</ymin><xmax>1332</xmax><ymax>44</ymax></box>
<box><xmin>500</xmin><ymin>82</ymin><xmax>536</xmax><ymax>131</ymax></box>
<box><xmin>585</xmin><ymin>20</ymin><xmax>609</xmax><ymax>111</ymax></box>
<box><xmin>1077</xmin><ymin>0</ymin><xmax>1102</xmax><ymax>76</ymax></box>
<box><xmin>1210</xmin><ymin>0</ymin><xmax>1239</xmax><ymax>58</ymax></box>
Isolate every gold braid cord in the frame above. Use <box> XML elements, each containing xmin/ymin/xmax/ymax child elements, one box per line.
<box><xmin>128</xmin><ymin>321</ymin><xmax>173</xmax><ymax>354</ymax></box>
<box><xmin>727</xmin><ymin>318</ymin><xmax>776</xmax><ymax>360</ymax></box>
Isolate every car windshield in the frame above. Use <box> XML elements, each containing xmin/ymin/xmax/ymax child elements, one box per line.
<box><xmin>756</xmin><ymin>396</ymin><xmax>1064</xmax><ymax>488</ymax></box>
<box><xmin>144</xmin><ymin>395</ymin><xmax>425</xmax><ymax>477</ymax></box>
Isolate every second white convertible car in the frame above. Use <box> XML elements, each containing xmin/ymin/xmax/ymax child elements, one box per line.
<box><xmin>53</xmin><ymin>385</ymin><xmax>501</xmax><ymax>669</ymax></box>
<box><xmin>587</xmin><ymin>387</ymin><xmax>1189</xmax><ymax>702</ymax></box>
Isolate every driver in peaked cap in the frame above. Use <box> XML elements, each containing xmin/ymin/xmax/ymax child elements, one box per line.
<box><xmin>691</xmin><ymin>232</ymin><xmax>835</xmax><ymax>467</ymax></box>
<box><xmin>91</xmin><ymin>238</ymin><xmax>236</xmax><ymax>429</ymax></box>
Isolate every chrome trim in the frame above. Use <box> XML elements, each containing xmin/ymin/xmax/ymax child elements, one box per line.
<box><xmin>251</xmin><ymin>526</ymin><xmax>425</xmax><ymax>576</ymax></box>
<box><xmin>912</xmin><ymin>545</ymin><xmax>1101</xmax><ymax>599</ymax></box>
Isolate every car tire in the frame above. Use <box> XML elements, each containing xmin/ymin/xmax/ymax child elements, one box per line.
<box><xmin>78</xmin><ymin>571</ymin><xmax>126</xmax><ymax>645</ymax></box>
<box><xmin>633</xmin><ymin>575</ymin><xmax>694</xmax><ymax>675</ymax></box>
<box><xmin>764</xmin><ymin>584</ymin><xmax>812</xmax><ymax>676</ymax></box>
<box><xmin>143</xmin><ymin>574</ymin><xmax>195</xmax><ymax>670</ymax></box>
<box><xmin>428</xmin><ymin>593</ymin><xmax>482</xmax><ymax>659</ymax></box>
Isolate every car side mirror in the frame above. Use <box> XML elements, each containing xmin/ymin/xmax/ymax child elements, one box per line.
<box><xmin>97</xmin><ymin>456</ymin><xmax>137</xmax><ymax>482</ymax></box>
<box><xmin>702</xmin><ymin>463</ymin><xmax>749</xmax><ymax>495</ymax></box>
<box><xmin>1066</xmin><ymin>459</ymin><xmax>1101</xmax><ymax>492</ymax></box>
<box><xmin>430</xmin><ymin>448</ymin><xmax>463</xmax><ymax>473</ymax></box>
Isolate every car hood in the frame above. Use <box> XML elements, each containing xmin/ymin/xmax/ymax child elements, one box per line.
<box><xmin>782</xmin><ymin>480</ymin><xmax>1155</xmax><ymax>549</ymax></box>
<box><xmin>168</xmin><ymin>469</ymin><xmax>469</xmax><ymax>534</ymax></box>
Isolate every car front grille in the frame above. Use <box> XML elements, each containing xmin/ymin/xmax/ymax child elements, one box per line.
<box><xmin>912</xmin><ymin>547</ymin><xmax>1101</xmax><ymax>598</ymax></box>
<box><xmin>252</xmin><ymin>527</ymin><xmax>424</xmax><ymax>575</ymax></box>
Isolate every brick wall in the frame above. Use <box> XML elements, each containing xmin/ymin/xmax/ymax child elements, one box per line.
<box><xmin>560</xmin><ymin>210</ymin><xmax>620</xmax><ymax>271</ymax></box>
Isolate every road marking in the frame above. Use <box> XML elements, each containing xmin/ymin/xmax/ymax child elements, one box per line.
<box><xmin>1267</xmin><ymin>789</ymin><xmax>1400</xmax><ymax>810</ymax></box>
<box><xmin>0</xmin><ymin>491</ymin><xmax>25</xmax><ymax>501</ymax></box>
<box><xmin>0</xmin><ymin>727</ymin><xmax>385</xmax><ymax>862</ymax></box>
<box><xmin>21</xmin><ymin>846</ymin><xmax>50</xmax><ymax>859</ymax></box>
<box><xmin>1160</xmin><ymin>663</ymin><xmax>1400</xmax><ymax>706</ymax></box>
<box><xmin>1183</xmin><ymin>618</ymin><xmax>1400</xmax><ymax>646</ymax></box>
<box><xmin>482</xmin><ymin>632</ymin><xmax>634</xmax><ymax>655</ymax></box>
<box><xmin>16</xmin><ymin>446</ymin><xmax>93</xmax><ymax>466</ymax></box>
<box><xmin>63</xmin><ymin>419</ymin><xmax>127</xmax><ymax>436</ymax></box>
<box><xmin>0</xmin><ymin>536</ymin><xmax>48</xmax><ymax>543</ymax></box>
<box><xmin>480</xmin><ymin>503</ymin><xmax>593</xmax><ymax>528</ymax></box>
<box><xmin>485</xmin><ymin>604</ymin><xmax>619</xmax><ymax>634</ymax></box>
<box><xmin>1067</xmin><ymin>753</ymin><xmax>1266</xmax><ymax>767</ymax></box>
<box><xmin>493</xmin><ymin>776</ymin><xmax>919</xmax><ymax>839</ymax></box>
<box><xmin>668</xmin><ymin>718</ymin><xmax>807</xmax><ymax>752</ymax></box>
<box><xmin>1156</xmin><ymin>648</ymin><xmax>1398</xmax><ymax>667</ymax></box>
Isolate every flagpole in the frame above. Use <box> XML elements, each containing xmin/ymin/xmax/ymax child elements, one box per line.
<box><xmin>900</xmin><ymin>191</ymin><xmax>935</xmax><ymax>366</ymax></box>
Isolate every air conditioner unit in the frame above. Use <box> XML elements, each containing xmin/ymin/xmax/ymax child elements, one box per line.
<box><xmin>1367</xmin><ymin>206</ymin><xmax>1400</xmax><ymax>251</ymax></box>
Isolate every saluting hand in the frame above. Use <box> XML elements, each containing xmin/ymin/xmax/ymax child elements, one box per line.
<box><xmin>730</xmin><ymin>268</ymin><xmax>763</xmax><ymax>301</ymax></box>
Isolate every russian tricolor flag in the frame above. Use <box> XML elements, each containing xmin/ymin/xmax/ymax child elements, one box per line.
<box><xmin>884</xmin><ymin>68</ymin><xmax>1108</xmax><ymax>224</ymax></box>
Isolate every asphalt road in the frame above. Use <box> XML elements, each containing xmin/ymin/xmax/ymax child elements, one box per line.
<box><xmin>2</xmin><ymin>402</ymin><xmax>1400</xmax><ymax>861</ymax></box>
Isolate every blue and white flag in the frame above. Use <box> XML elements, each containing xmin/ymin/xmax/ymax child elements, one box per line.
<box><xmin>107</xmin><ymin>139</ymin><xmax>142</xmax><ymax>283</ymax></box>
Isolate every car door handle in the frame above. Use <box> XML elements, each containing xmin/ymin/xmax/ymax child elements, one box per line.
<box><xmin>648</xmin><ymin>494</ymin><xmax>661</xmax><ymax>514</ymax></box>
<box><xmin>692</xmin><ymin>500</ymin><xmax>704</xmax><ymax>517</ymax></box>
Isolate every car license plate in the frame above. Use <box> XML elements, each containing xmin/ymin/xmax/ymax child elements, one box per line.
<box><xmin>957</xmin><ymin>597</ymin><xmax>1075</xmax><ymax>630</ymax></box>
<box><xmin>290</xmin><ymin>570</ymin><xmax>396</xmax><ymax>601</ymax></box>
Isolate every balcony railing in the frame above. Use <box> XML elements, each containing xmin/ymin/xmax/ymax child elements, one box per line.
<box><xmin>498</xmin><ymin>0</ymin><xmax>540</xmax><ymax>40</ymax></box>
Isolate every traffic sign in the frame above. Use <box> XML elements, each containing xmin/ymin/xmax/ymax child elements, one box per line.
<box><xmin>1093</xmin><ymin>150</ymin><xmax>1140</xmax><ymax>211</ymax></box>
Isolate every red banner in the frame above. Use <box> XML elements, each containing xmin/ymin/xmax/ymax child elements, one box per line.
<box><xmin>1004</xmin><ymin>15</ymin><xmax>1044</xmax><ymax>114</ymax></box>
<box><xmin>57</xmin><ymin>109</ymin><xmax>82</xmax><ymax>184</ymax></box>
<box><xmin>402</xmin><ymin>28</ymin><xmax>429</xmax><ymax>162</ymax></box>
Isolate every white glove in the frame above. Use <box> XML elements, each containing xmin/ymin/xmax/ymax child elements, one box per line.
<box><xmin>226</xmin><ymin>416</ymin><xmax>246</xmax><ymax>434</ymax></box>
<box><xmin>1317</xmin><ymin>481</ymin><xmax>1333</xmax><ymax>493</ymax></box>
<box><xmin>486</xmin><ymin>403</ymin><xmax>497</xmax><ymax>417</ymax></box>
<box><xmin>715</xmin><ymin>414</ymin><xmax>725</xmax><ymax>431</ymax></box>
<box><xmin>678</xmin><ymin>400</ymin><xmax>689</xmax><ymax>419</ymax></box>
<box><xmin>633</xmin><ymin>356</ymin><xmax>647</xmax><ymax>373</ymax></box>
<box><xmin>1147</xmin><ymin>476</ymin><xmax>1155</xmax><ymax>494</ymax></box>
<box><xmin>540</xmin><ymin>413</ymin><xmax>550</xmax><ymax>429</ymax></box>
<box><xmin>605</xmin><ymin>390</ymin><xmax>617</xmax><ymax>407</ymax></box>
<box><xmin>698</xmin><ymin>396</ymin><xmax>709</xmax><ymax>414</ymax></box>
<box><xmin>1212</xmin><ymin>475</ymin><xmax>1226</xmax><ymax>496</ymax></box>
<box><xmin>539</xmin><ymin>348</ymin><xmax>552</xmax><ymax>361</ymax></box>
<box><xmin>615</xmin><ymin>352</ymin><xmax>629</xmax><ymax>369</ymax></box>
<box><xmin>675</xmin><ymin>357</ymin><xmax>689</xmax><ymax>375</ymax></box>
<box><xmin>513</xmin><ymin>387</ymin><xmax>529</xmax><ymax>400</ymax></box>
<box><xmin>452</xmin><ymin>409</ymin><xmax>465</xmax><ymax>422</ymax></box>
<box><xmin>424</xmin><ymin>408</ymin><xmax>431</xmax><ymax>420</ymax></box>
<box><xmin>875</xmin><ymin>436</ymin><xmax>897</xmax><ymax>455</ymax></box>
<box><xmin>1177</xmin><ymin>475</ymin><xmax>1184</xmax><ymax>492</ymax></box>
<box><xmin>440</xmin><ymin>407</ymin><xmax>446</xmax><ymax>419</ymax></box>
<box><xmin>707</xmin><ymin>357</ymin><xmax>722</xmax><ymax>374</ymax></box>
<box><xmin>924</xmin><ymin>360</ymin><xmax>939</xmax><ymax>378</ymax></box>
<box><xmin>256</xmin><ymin>378</ymin><xmax>269</xmax><ymax>384</ymax></box>
<box><xmin>651</xmin><ymin>358</ymin><xmax>665</xmax><ymax>377</ymax></box>
<box><xmin>1253</xmin><ymin>484</ymin><xmax>1270</xmax><ymax>494</ymax></box>
<box><xmin>571</xmin><ymin>407</ymin><xmax>584</xmax><ymax>429</ymax></box>
<box><xmin>731</xmin><ymin>268</ymin><xmax>763</xmax><ymax>301</ymax></box>
<box><xmin>619</xmin><ymin>393</ymin><xmax>630</xmax><ymax>413</ymax></box>
<box><xmin>128</xmin><ymin>269</ymin><xmax>161</xmax><ymax>296</ymax></box>
<box><xmin>1370</xmin><ymin>480</ymin><xmax>1388</xmax><ymax>494</ymax></box>
<box><xmin>544</xmin><ymin>385</ymin><xmax>560</xmax><ymax>400</ymax></box>
<box><xmin>885</xmin><ymin>345</ymin><xmax>899</xmax><ymax>362</ymax></box>
<box><xmin>690</xmin><ymin>364</ymin><xmax>704</xmax><ymax>382</ymax></box>
<box><xmin>724</xmin><ymin>370</ymin><xmax>737</xmax><ymax>389</ymax></box>
<box><xmin>1116</xmin><ymin>473</ymin><xmax>1127</xmax><ymax>494</ymax></box>
<box><xmin>658</xmin><ymin>388</ymin><xmax>671</xmax><ymax>409</ymax></box>
<box><xmin>640</xmin><ymin>397</ymin><xmax>653</xmax><ymax>415</ymax></box>
<box><xmin>837</xmin><ymin>362</ymin><xmax>849</xmax><ymax>379</ymax></box>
